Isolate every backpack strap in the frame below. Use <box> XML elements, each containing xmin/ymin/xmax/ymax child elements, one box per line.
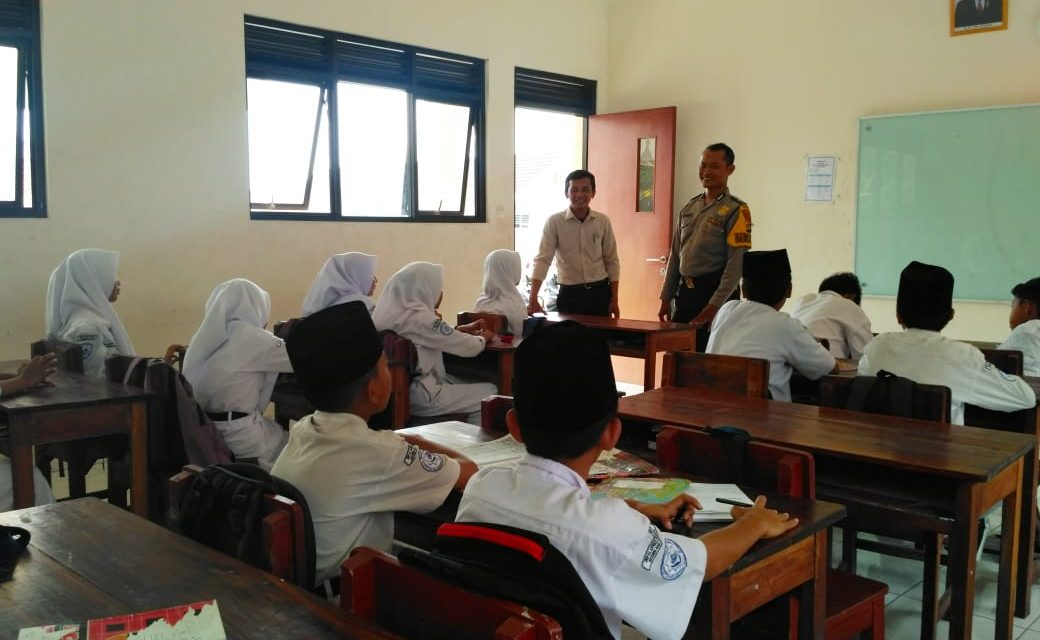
<box><xmin>121</xmin><ymin>356</ymin><xmax>149</xmax><ymax>386</ymax></box>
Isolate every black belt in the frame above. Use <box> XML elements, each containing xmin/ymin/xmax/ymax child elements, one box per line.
<box><xmin>558</xmin><ymin>278</ymin><xmax>609</xmax><ymax>291</ymax></box>
<box><xmin>206</xmin><ymin>410</ymin><xmax>249</xmax><ymax>421</ymax></box>
<box><xmin>680</xmin><ymin>271</ymin><xmax>723</xmax><ymax>289</ymax></box>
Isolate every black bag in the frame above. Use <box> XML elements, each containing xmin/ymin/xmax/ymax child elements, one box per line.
<box><xmin>845</xmin><ymin>369</ymin><xmax>918</xmax><ymax>418</ymax></box>
<box><xmin>0</xmin><ymin>525</ymin><xmax>30</xmax><ymax>582</ymax></box>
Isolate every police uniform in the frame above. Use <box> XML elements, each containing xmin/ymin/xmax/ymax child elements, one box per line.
<box><xmin>789</xmin><ymin>291</ymin><xmax>874</xmax><ymax>359</ymax></box>
<box><xmin>272</xmin><ymin>411</ymin><xmax>460</xmax><ymax>585</ymax></box>
<box><xmin>707</xmin><ymin>299</ymin><xmax>836</xmax><ymax>401</ymax></box>
<box><xmin>457</xmin><ymin>454</ymin><xmax>706</xmax><ymax>640</ymax></box>
<box><xmin>859</xmin><ymin>329</ymin><xmax>1036</xmax><ymax>425</ymax></box>
<box><xmin>661</xmin><ymin>189</ymin><xmax>752</xmax><ymax>350</ymax></box>
<box><xmin>999</xmin><ymin>319</ymin><xmax>1040</xmax><ymax>377</ymax></box>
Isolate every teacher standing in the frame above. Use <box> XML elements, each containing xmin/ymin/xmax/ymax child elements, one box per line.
<box><xmin>658</xmin><ymin>143</ymin><xmax>752</xmax><ymax>351</ymax></box>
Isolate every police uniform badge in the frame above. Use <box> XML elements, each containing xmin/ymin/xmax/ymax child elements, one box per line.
<box><xmin>726</xmin><ymin>204</ymin><xmax>752</xmax><ymax>249</ymax></box>
<box><xmin>717</xmin><ymin>205</ymin><xmax>730</xmax><ymax>216</ymax></box>
<box><xmin>420</xmin><ymin>450</ymin><xmax>445</xmax><ymax>472</ymax></box>
<box><xmin>659</xmin><ymin>539</ymin><xmax>687</xmax><ymax>580</ymax></box>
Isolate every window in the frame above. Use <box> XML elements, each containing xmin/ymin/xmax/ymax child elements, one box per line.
<box><xmin>245</xmin><ymin>17</ymin><xmax>485</xmax><ymax>222</ymax></box>
<box><xmin>0</xmin><ymin>0</ymin><xmax>45</xmax><ymax>218</ymax></box>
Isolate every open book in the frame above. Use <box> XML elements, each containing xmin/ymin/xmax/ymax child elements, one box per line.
<box><xmin>590</xmin><ymin>478</ymin><xmax>753</xmax><ymax>522</ymax></box>
<box><xmin>18</xmin><ymin>600</ymin><xmax>225</xmax><ymax>640</ymax></box>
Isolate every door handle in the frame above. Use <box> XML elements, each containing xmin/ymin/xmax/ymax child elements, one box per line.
<box><xmin>646</xmin><ymin>255</ymin><xmax>667</xmax><ymax>264</ymax></box>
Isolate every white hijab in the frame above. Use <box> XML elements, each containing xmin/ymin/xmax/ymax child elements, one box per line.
<box><xmin>183</xmin><ymin>279</ymin><xmax>272</xmax><ymax>391</ymax></box>
<box><xmin>45</xmin><ymin>249</ymin><xmax>134</xmax><ymax>355</ymax></box>
<box><xmin>474</xmin><ymin>249</ymin><xmax>525</xmax><ymax>335</ymax></box>
<box><xmin>371</xmin><ymin>262</ymin><xmax>442</xmax><ymax>342</ymax></box>
<box><xmin>301</xmin><ymin>252</ymin><xmax>377</xmax><ymax>316</ymax></box>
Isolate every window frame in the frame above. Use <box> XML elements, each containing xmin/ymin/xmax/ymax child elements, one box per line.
<box><xmin>245</xmin><ymin>17</ymin><xmax>486</xmax><ymax>223</ymax></box>
<box><xmin>0</xmin><ymin>0</ymin><xmax>46</xmax><ymax>218</ymax></box>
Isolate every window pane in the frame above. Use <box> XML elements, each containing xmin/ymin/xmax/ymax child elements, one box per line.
<box><xmin>463</xmin><ymin>125</ymin><xmax>475</xmax><ymax>216</ymax></box>
<box><xmin>247</xmin><ymin>78</ymin><xmax>330</xmax><ymax>212</ymax></box>
<box><xmin>22</xmin><ymin>75</ymin><xmax>31</xmax><ymax>207</ymax></box>
<box><xmin>416</xmin><ymin>100</ymin><xmax>470</xmax><ymax>213</ymax></box>
<box><xmin>0</xmin><ymin>46</ymin><xmax>17</xmax><ymax>202</ymax></box>
<box><xmin>338</xmin><ymin>82</ymin><xmax>408</xmax><ymax>217</ymax></box>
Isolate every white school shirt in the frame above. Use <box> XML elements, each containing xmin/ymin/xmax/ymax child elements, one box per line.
<box><xmin>457</xmin><ymin>455</ymin><xmax>706</xmax><ymax>640</ymax></box>
<box><xmin>707</xmin><ymin>300</ymin><xmax>836</xmax><ymax>401</ymax></box>
<box><xmin>788</xmin><ymin>291</ymin><xmax>874</xmax><ymax>359</ymax></box>
<box><xmin>859</xmin><ymin>329</ymin><xmax>1036</xmax><ymax>425</ymax></box>
<box><xmin>188</xmin><ymin>330</ymin><xmax>292</xmax><ymax>415</ymax></box>
<box><xmin>55</xmin><ymin>313</ymin><xmax>122</xmax><ymax>378</ymax></box>
<box><xmin>999</xmin><ymin>319</ymin><xmax>1040</xmax><ymax>377</ymax></box>
<box><xmin>270</xmin><ymin>411</ymin><xmax>460</xmax><ymax>584</ymax></box>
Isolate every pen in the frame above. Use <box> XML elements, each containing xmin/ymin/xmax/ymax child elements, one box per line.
<box><xmin>715</xmin><ymin>497</ymin><xmax>753</xmax><ymax>508</ymax></box>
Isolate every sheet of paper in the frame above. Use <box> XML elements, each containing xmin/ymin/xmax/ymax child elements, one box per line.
<box><xmin>805</xmin><ymin>155</ymin><xmax>835</xmax><ymax>202</ymax></box>
<box><xmin>685</xmin><ymin>483</ymin><xmax>754</xmax><ymax>522</ymax></box>
<box><xmin>456</xmin><ymin>434</ymin><xmax>527</xmax><ymax>467</ymax></box>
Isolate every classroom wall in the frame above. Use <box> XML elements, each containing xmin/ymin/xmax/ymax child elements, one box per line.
<box><xmin>0</xmin><ymin>0</ymin><xmax>609</xmax><ymax>359</ymax></box>
<box><xmin>606</xmin><ymin>0</ymin><xmax>1040</xmax><ymax>341</ymax></box>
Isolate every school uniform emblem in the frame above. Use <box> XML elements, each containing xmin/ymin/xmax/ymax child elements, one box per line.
<box><xmin>659</xmin><ymin>539</ymin><xmax>687</xmax><ymax>580</ymax></box>
<box><xmin>641</xmin><ymin>526</ymin><xmax>663</xmax><ymax>571</ymax></box>
<box><xmin>432</xmin><ymin>318</ymin><xmax>454</xmax><ymax>336</ymax></box>
<box><xmin>76</xmin><ymin>335</ymin><xmax>96</xmax><ymax>360</ymax></box>
<box><xmin>420</xmin><ymin>450</ymin><xmax>445</xmax><ymax>472</ymax></box>
<box><xmin>403</xmin><ymin>444</ymin><xmax>418</xmax><ymax>466</ymax></box>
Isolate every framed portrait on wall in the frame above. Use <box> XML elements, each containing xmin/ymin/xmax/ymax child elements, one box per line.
<box><xmin>951</xmin><ymin>0</ymin><xmax>1008</xmax><ymax>35</ymax></box>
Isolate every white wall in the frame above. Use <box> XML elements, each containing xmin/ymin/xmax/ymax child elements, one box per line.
<box><xmin>0</xmin><ymin>0</ymin><xmax>609</xmax><ymax>359</ymax></box>
<box><xmin>606</xmin><ymin>0</ymin><xmax>1040</xmax><ymax>341</ymax></box>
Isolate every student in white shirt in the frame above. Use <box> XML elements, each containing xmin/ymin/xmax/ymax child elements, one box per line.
<box><xmin>707</xmin><ymin>250</ymin><xmax>836</xmax><ymax>401</ymax></box>
<box><xmin>0</xmin><ymin>354</ymin><xmax>58</xmax><ymax>510</ymax></box>
<box><xmin>301</xmin><ymin>252</ymin><xmax>378</xmax><ymax>316</ymax></box>
<box><xmin>998</xmin><ymin>277</ymin><xmax>1040</xmax><ymax>377</ymax></box>
<box><xmin>473</xmin><ymin>249</ymin><xmax>526</xmax><ymax>336</ymax></box>
<box><xmin>183</xmin><ymin>279</ymin><xmax>293</xmax><ymax>470</ymax></box>
<box><xmin>859</xmin><ymin>261</ymin><xmax>1036</xmax><ymax>425</ymax></box>
<box><xmin>271</xmin><ymin>302</ymin><xmax>475</xmax><ymax>585</ymax></box>
<box><xmin>45</xmin><ymin>249</ymin><xmax>134</xmax><ymax>378</ymax></box>
<box><xmin>789</xmin><ymin>272</ymin><xmax>874</xmax><ymax>359</ymax></box>
<box><xmin>371</xmin><ymin>262</ymin><xmax>496</xmax><ymax>424</ymax></box>
<box><xmin>457</xmin><ymin>321</ymin><xmax>797</xmax><ymax>640</ymax></box>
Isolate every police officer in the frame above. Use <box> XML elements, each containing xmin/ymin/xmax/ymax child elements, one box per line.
<box><xmin>657</xmin><ymin>143</ymin><xmax>751</xmax><ymax>351</ymax></box>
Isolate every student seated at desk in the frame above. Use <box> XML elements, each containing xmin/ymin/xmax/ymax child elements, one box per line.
<box><xmin>998</xmin><ymin>277</ymin><xmax>1040</xmax><ymax>377</ymax></box>
<box><xmin>271</xmin><ymin>302</ymin><xmax>475</xmax><ymax>586</ymax></box>
<box><xmin>301</xmin><ymin>252</ymin><xmax>378</xmax><ymax>316</ymax></box>
<box><xmin>0</xmin><ymin>354</ymin><xmax>58</xmax><ymax>510</ymax></box>
<box><xmin>456</xmin><ymin>321</ymin><xmax>797</xmax><ymax>640</ymax></box>
<box><xmin>859</xmin><ymin>261</ymin><xmax>1036</xmax><ymax>425</ymax></box>
<box><xmin>707</xmin><ymin>249</ymin><xmax>837</xmax><ymax>401</ymax></box>
<box><xmin>372</xmin><ymin>262</ymin><xmax>496</xmax><ymax>424</ymax></box>
<box><xmin>183</xmin><ymin>279</ymin><xmax>293</xmax><ymax>470</ymax></box>
<box><xmin>473</xmin><ymin>249</ymin><xmax>526</xmax><ymax>336</ymax></box>
<box><xmin>45</xmin><ymin>249</ymin><xmax>134</xmax><ymax>378</ymax></box>
<box><xmin>789</xmin><ymin>271</ymin><xmax>873</xmax><ymax>359</ymax></box>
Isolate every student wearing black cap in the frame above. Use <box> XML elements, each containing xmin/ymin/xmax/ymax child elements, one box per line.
<box><xmin>706</xmin><ymin>249</ymin><xmax>837</xmax><ymax>401</ymax></box>
<box><xmin>271</xmin><ymin>301</ymin><xmax>476</xmax><ymax>586</ymax></box>
<box><xmin>998</xmin><ymin>277</ymin><xmax>1040</xmax><ymax>377</ymax></box>
<box><xmin>456</xmin><ymin>321</ymin><xmax>797</xmax><ymax>640</ymax></box>
<box><xmin>859</xmin><ymin>261</ymin><xmax>1035</xmax><ymax>425</ymax></box>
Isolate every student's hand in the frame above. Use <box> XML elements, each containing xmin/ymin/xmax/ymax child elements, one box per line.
<box><xmin>628</xmin><ymin>493</ymin><xmax>702</xmax><ymax>531</ymax></box>
<box><xmin>456</xmin><ymin>320</ymin><xmax>486</xmax><ymax>335</ymax></box>
<box><xmin>17</xmin><ymin>354</ymin><xmax>57</xmax><ymax>387</ymax></box>
<box><xmin>657</xmin><ymin>300</ymin><xmax>672</xmax><ymax>323</ymax></box>
<box><xmin>730</xmin><ymin>495</ymin><xmax>799</xmax><ymax>539</ymax></box>
<box><xmin>527</xmin><ymin>299</ymin><xmax>544</xmax><ymax>315</ymax></box>
<box><xmin>690</xmin><ymin>303</ymin><xmax>719</xmax><ymax>328</ymax></box>
<box><xmin>477</xmin><ymin>329</ymin><xmax>495</xmax><ymax>344</ymax></box>
<box><xmin>608</xmin><ymin>299</ymin><xmax>620</xmax><ymax>319</ymax></box>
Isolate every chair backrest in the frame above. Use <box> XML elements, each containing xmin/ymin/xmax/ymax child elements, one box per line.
<box><xmin>980</xmin><ymin>348</ymin><xmax>1024</xmax><ymax>375</ymax></box>
<box><xmin>457</xmin><ymin>312</ymin><xmax>508</xmax><ymax>335</ymax></box>
<box><xmin>341</xmin><ymin>546</ymin><xmax>564</xmax><ymax>640</ymax></box>
<box><xmin>656</xmin><ymin>427</ymin><xmax>814</xmax><ymax>498</ymax></box>
<box><xmin>371</xmin><ymin>330</ymin><xmax>418</xmax><ymax>429</ymax></box>
<box><xmin>965</xmin><ymin>349</ymin><xmax>1034</xmax><ymax>433</ymax></box>
<box><xmin>818</xmin><ymin>374</ymin><xmax>951</xmax><ymax>423</ymax></box>
<box><xmin>662</xmin><ymin>351</ymin><xmax>770</xmax><ymax>398</ymax></box>
<box><xmin>481</xmin><ymin>395</ymin><xmax>514</xmax><ymax>433</ymax></box>
<box><xmin>31</xmin><ymin>339</ymin><xmax>84</xmax><ymax>373</ymax></box>
<box><xmin>169</xmin><ymin>463</ymin><xmax>315</xmax><ymax>588</ymax></box>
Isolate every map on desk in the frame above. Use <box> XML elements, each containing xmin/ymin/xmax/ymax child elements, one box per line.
<box><xmin>590</xmin><ymin>478</ymin><xmax>752</xmax><ymax>522</ymax></box>
<box><xmin>18</xmin><ymin>599</ymin><xmax>226</xmax><ymax>640</ymax></box>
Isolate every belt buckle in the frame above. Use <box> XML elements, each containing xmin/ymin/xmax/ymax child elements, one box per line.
<box><xmin>583</xmin><ymin>281</ymin><xmax>592</xmax><ymax>290</ymax></box>
<box><xmin>683</xmin><ymin>276</ymin><xmax>695</xmax><ymax>289</ymax></box>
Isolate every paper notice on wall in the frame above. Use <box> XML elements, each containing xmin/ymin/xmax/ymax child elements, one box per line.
<box><xmin>805</xmin><ymin>155</ymin><xmax>836</xmax><ymax>202</ymax></box>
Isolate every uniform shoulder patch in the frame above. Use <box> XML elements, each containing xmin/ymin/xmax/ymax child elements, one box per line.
<box><xmin>420</xmin><ymin>450</ymin><xmax>445</xmax><ymax>472</ymax></box>
<box><xmin>641</xmin><ymin>526</ymin><xmax>663</xmax><ymax>571</ymax></box>
<box><xmin>403</xmin><ymin>444</ymin><xmax>419</xmax><ymax>466</ymax></box>
<box><xmin>432</xmin><ymin>318</ymin><xmax>454</xmax><ymax>336</ymax></box>
<box><xmin>659</xmin><ymin>538</ymin><xmax>687</xmax><ymax>580</ymax></box>
<box><xmin>75</xmin><ymin>334</ymin><xmax>97</xmax><ymax>360</ymax></box>
<box><xmin>727</xmin><ymin>203</ymin><xmax>752</xmax><ymax>249</ymax></box>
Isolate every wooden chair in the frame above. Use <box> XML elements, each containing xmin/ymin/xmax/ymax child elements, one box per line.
<box><xmin>457</xmin><ymin>311</ymin><xmax>508</xmax><ymax>335</ymax></box>
<box><xmin>818</xmin><ymin>375</ymin><xmax>952</xmax><ymax>423</ymax></box>
<box><xmin>656</xmin><ymin>427</ymin><xmax>887</xmax><ymax>640</ymax></box>
<box><xmin>341</xmin><ymin>546</ymin><xmax>563</xmax><ymax>639</ymax></box>
<box><xmin>979</xmin><ymin>348</ymin><xmax>1024</xmax><ymax>376</ymax></box>
<box><xmin>480</xmin><ymin>395</ymin><xmax>513</xmax><ymax>433</ymax></box>
<box><xmin>661</xmin><ymin>351</ymin><xmax>770</xmax><ymax>398</ymax></box>
<box><xmin>965</xmin><ymin>348</ymin><xmax>1035</xmax><ymax>433</ymax></box>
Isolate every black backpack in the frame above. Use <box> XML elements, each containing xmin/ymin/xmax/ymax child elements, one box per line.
<box><xmin>845</xmin><ymin>369</ymin><xmax>919</xmax><ymax>418</ymax></box>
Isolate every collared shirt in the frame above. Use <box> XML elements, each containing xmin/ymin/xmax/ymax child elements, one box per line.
<box><xmin>788</xmin><ymin>291</ymin><xmax>874</xmax><ymax>359</ymax></box>
<box><xmin>859</xmin><ymin>329</ymin><xmax>1036</xmax><ymax>425</ymax></box>
<box><xmin>271</xmin><ymin>411</ymin><xmax>460</xmax><ymax>584</ymax></box>
<box><xmin>531</xmin><ymin>208</ymin><xmax>621</xmax><ymax>286</ymax></box>
<box><xmin>707</xmin><ymin>300</ymin><xmax>836</xmax><ymax>401</ymax></box>
<box><xmin>457</xmin><ymin>454</ymin><xmax>706</xmax><ymax>640</ymax></box>
<box><xmin>55</xmin><ymin>315</ymin><xmax>122</xmax><ymax>379</ymax></box>
<box><xmin>661</xmin><ymin>189</ymin><xmax>751</xmax><ymax>307</ymax></box>
<box><xmin>999</xmin><ymin>319</ymin><xmax>1040</xmax><ymax>377</ymax></box>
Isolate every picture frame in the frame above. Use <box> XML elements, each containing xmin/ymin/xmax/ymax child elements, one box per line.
<box><xmin>950</xmin><ymin>0</ymin><xmax>1008</xmax><ymax>36</ymax></box>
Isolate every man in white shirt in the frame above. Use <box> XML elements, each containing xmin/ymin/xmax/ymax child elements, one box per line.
<box><xmin>708</xmin><ymin>250</ymin><xmax>837</xmax><ymax>401</ymax></box>
<box><xmin>457</xmin><ymin>321</ymin><xmax>797</xmax><ymax>640</ymax></box>
<box><xmin>789</xmin><ymin>272</ymin><xmax>874</xmax><ymax>359</ymax></box>
<box><xmin>528</xmin><ymin>170</ymin><xmax>621</xmax><ymax>317</ymax></box>
<box><xmin>271</xmin><ymin>302</ymin><xmax>476</xmax><ymax>585</ymax></box>
<box><xmin>998</xmin><ymin>277</ymin><xmax>1040</xmax><ymax>377</ymax></box>
<box><xmin>859</xmin><ymin>262</ymin><xmax>1035</xmax><ymax>425</ymax></box>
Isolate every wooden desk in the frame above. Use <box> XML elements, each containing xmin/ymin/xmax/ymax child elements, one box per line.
<box><xmin>0</xmin><ymin>499</ymin><xmax>397</xmax><ymax>639</ymax></box>
<box><xmin>541</xmin><ymin>312</ymin><xmax>695</xmax><ymax>389</ymax></box>
<box><xmin>443</xmin><ymin>338</ymin><xmax>516</xmax><ymax>395</ymax></box>
<box><xmin>0</xmin><ymin>363</ymin><xmax>151</xmax><ymax>517</ymax></box>
<box><xmin>618</xmin><ymin>386</ymin><xmax>1037</xmax><ymax>640</ymax></box>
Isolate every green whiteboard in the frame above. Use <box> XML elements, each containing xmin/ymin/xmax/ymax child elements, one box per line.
<box><xmin>855</xmin><ymin>104</ymin><xmax>1040</xmax><ymax>301</ymax></box>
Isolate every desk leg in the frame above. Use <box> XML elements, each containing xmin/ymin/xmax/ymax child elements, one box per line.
<box><xmin>498</xmin><ymin>351</ymin><xmax>513</xmax><ymax>396</ymax></box>
<box><xmin>797</xmin><ymin>529</ymin><xmax>827</xmax><ymax>640</ymax></box>
<box><xmin>1016</xmin><ymin>447</ymin><xmax>1037</xmax><ymax>618</ymax></box>
<box><xmin>129</xmin><ymin>400</ymin><xmax>148</xmax><ymax>518</ymax></box>
<box><xmin>644</xmin><ymin>336</ymin><xmax>658</xmax><ymax>390</ymax></box>
<box><xmin>996</xmin><ymin>459</ymin><xmax>1023</xmax><ymax>640</ymax></box>
<box><xmin>948</xmin><ymin>482</ymin><xmax>981</xmax><ymax>640</ymax></box>
<box><xmin>8</xmin><ymin>414</ymin><xmax>35</xmax><ymax>510</ymax></box>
